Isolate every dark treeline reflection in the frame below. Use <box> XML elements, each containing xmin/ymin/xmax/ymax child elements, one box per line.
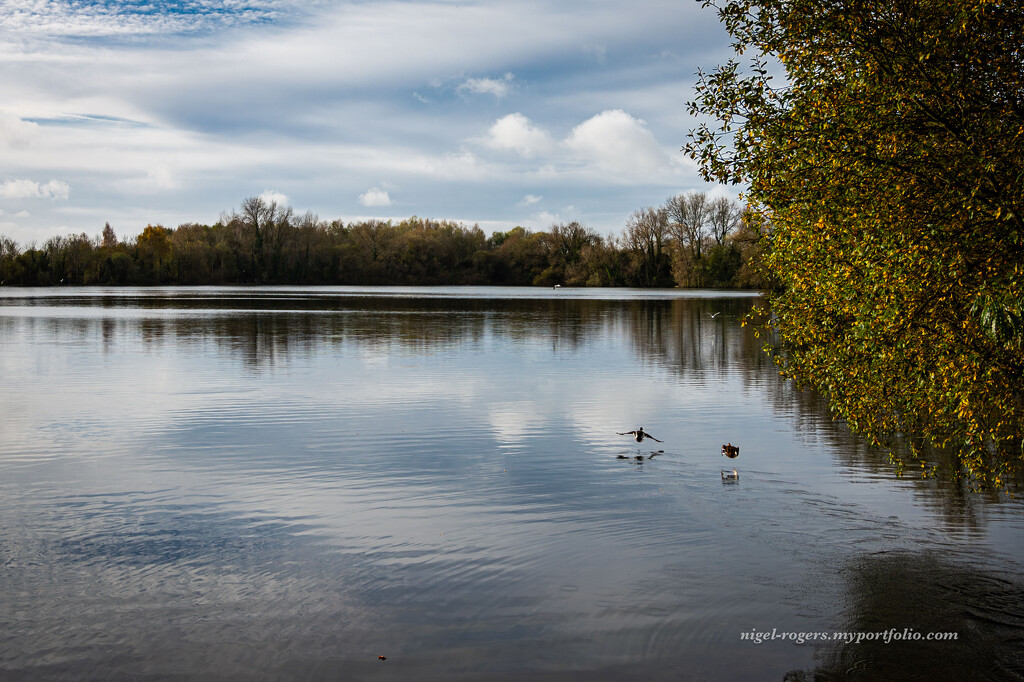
<box><xmin>785</xmin><ymin>551</ymin><xmax>1024</xmax><ymax>682</ymax></box>
<box><xmin>89</xmin><ymin>295</ymin><xmax>628</xmax><ymax>366</ymax></box>
<box><xmin>617</xmin><ymin>298</ymin><xmax>1022</xmax><ymax>529</ymax></box>
<box><xmin>4</xmin><ymin>290</ymin><xmax>1023</xmax><ymax>682</ymax></box>
<box><xmin>8</xmin><ymin>290</ymin><xmax>1016</xmax><ymax>524</ymax></box>
<box><xmin>10</xmin><ymin>293</ymin><xmax>767</xmax><ymax>377</ymax></box>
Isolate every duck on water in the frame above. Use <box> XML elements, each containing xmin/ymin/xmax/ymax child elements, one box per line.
<box><xmin>618</xmin><ymin>427</ymin><xmax>663</xmax><ymax>443</ymax></box>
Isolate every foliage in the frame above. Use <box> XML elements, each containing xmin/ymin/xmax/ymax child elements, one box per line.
<box><xmin>686</xmin><ymin>0</ymin><xmax>1024</xmax><ymax>489</ymax></box>
<box><xmin>0</xmin><ymin>193</ymin><xmax>757</xmax><ymax>290</ymax></box>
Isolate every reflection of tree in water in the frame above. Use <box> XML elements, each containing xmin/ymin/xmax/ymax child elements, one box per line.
<box><xmin>86</xmin><ymin>294</ymin><xmax>629</xmax><ymax>370</ymax></box>
<box><xmin>784</xmin><ymin>551</ymin><xmax>1024</xmax><ymax>681</ymax></box>
<box><xmin>625</xmin><ymin>297</ymin><xmax>870</xmax><ymax>451</ymax></box>
<box><xmin>624</xmin><ymin>296</ymin><xmax>773</xmax><ymax>382</ymax></box>
<box><xmin>175</xmin><ymin>297</ymin><xmax>614</xmax><ymax>368</ymax></box>
<box><xmin>624</xmin><ymin>298</ymin><xmax>1021</xmax><ymax>530</ymax></box>
<box><xmin>31</xmin><ymin>290</ymin><xmax>1022</xmax><ymax>521</ymax></box>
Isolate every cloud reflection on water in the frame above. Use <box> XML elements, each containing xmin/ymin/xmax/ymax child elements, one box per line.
<box><xmin>1</xmin><ymin>287</ymin><xmax>1022</xmax><ymax>681</ymax></box>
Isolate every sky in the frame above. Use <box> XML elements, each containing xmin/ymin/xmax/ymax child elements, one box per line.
<box><xmin>0</xmin><ymin>0</ymin><xmax>739</xmax><ymax>245</ymax></box>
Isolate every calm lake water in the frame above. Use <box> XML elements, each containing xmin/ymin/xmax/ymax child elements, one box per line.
<box><xmin>1</xmin><ymin>286</ymin><xmax>1022</xmax><ymax>681</ymax></box>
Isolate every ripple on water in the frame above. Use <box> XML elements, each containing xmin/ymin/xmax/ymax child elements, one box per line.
<box><xmin>2</xmin><ymin>289</ymin><xmax>1024</xmax><ymax>681</ymax></box>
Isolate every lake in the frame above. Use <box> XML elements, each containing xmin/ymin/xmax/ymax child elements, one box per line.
<box><xmin>1</xmin><ymin>286</ymin><xmax>1022</xmax><ymax>681</ymax></box>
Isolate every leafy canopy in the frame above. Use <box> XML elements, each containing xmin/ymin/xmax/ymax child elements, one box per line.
<box><xmin>686</xmin><ymin>0</ymin><xmax>1024</xmax><ymax>489</ymax></box>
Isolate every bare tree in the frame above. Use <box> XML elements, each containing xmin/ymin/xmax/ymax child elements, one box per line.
<box><xmin>625</xmin><ymin>206</ymin><xmax>669</xmax><ymax>287</ymax></box>
<box><xmin>708</xmin><ymin>196</ymin><xmax>743</xmax><ymax>245</ymax></box>
<box><xmin>549</xmin><ymin>221</ymin><xmax>600</xmax><ymax>266</ymax></box>
<box><xmin>665</xmin><ymin>191</ymin><xmax>710</xmax><ymax>261</ymax></box>
<box><xmin>238</xmin><ymin>195</ymin><xmax>269</xmax><ymax>279</ymax></box>
<box><xmin>237</xmin><ymin>195</ymin><xmax>294</xmax><ymax>281</ymax></box>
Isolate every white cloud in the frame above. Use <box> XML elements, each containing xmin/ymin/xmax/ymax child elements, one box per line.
<box><xmin>563</xmin><ymin>109</ymin><xmax>670</xmax><ymax>175</ymax></box>
<box><xmin>482</xmin><ymin>113</ymin><xmax>554</xmax><ymax>158</ymax></box>
<box><xmin>475</xmin><ymin>108</ymin><xmax>683</xmax><ymax>186</ymax></box>
<box><xmin>0</xmin><ymin>178</ymin><xmax>70</xmax><ymax>200</ymax></box>
<box><xmin>519</xmin><ymin>194</ymin><xmax>542</xmax><ymax>206</ymax></box>
<box><xmin>458</xmin><ymin>73</ymin><xmax>515</xmax><ymax>98</ymax></box>
<box><xmin>488</xmin><ymin>400</ymin><xmax>548</xmax><ymax>445</ymax></box>
<box><xmin>534</xmin><ymin>210</ymin><xmax>564</xmax><ymax>227</ymax></box>
<box><xmin>0</xmin><ymin>0</ymin><xmax>724</xmax><ymax>241</ymax></box>
<box><xmin>259</xmin><ymin>189</ymin><xmax>290</xmax><ymax>206</ymax></box>
<box><xmin>359</xmin><ymin>188</ymin><xmax>392</xmax><ymax>207</ymax></box>
<box><xmin>0</xmin><ymin>113</ymin><xmax>37</xmax><ymax>149</ymax></box>
<box><xmin>527</xmin><ymin>205</ymin><xmax>583</xmax><ymax>229</ymax></box>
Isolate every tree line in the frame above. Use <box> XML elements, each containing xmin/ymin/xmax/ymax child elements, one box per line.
<box><xmin>0</xmin><ymin>192</ymin><xmax>769</xmax><ymax>289</ymax></box>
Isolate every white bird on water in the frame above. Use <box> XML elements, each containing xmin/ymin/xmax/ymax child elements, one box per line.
<box><xmin>617</xmin><ymin>427</ymin><xmax>663</xmax><ymax>443</ymax></box>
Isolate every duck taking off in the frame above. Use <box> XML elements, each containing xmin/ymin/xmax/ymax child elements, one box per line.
<box><xmin>618</xmin><ymin>427</ymin><xmax>663</xmax><ymax>443</ymax></box>
<box><xmin>722</xmin><ymin>443</ymin><xmax>740</xmax><ymax>458</ymax></box>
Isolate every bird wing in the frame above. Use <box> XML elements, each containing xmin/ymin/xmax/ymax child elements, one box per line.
<box><xmin>647</xmin><ymin>435</ymin><xmax>663</xmax><ymax>442</ymax></box>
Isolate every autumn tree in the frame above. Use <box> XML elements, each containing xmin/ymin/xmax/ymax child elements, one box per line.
<box><xmin>0</xmin><ymin>193</ymin><xmax>765</xmax><ymax>290</ymax></box>
<box><xmin>170</xmin><ymin>223</ymin><xmax>214</xmax><ymax>284</ymax></box>
<box><xmin>288</xmin><ymin>212</ymin><xmax>332</xmax><ymax>283</ymax></box>
<box><xmin>135</xmin><ymin>225</ymin><xmax>173</xmax><ymax>283</ymax></box>
<box><xmin>729</xmin><ymin>209</ymin><xmax>774</xmax><ymax>289</ymax></box>
<box><xmin>687</xmin><ymin>0</ymin><xmax>1024</xmax><ymax>488</ymax></box>
<box><xmin>42</xmin><ymin>233</ymin><xmax>95</xmax><ymax>284</ymax></box>
<box><xmin>101</xmin><ymin>222</ymin><xmax>117</xmax><ymax>249</ymax></box>
<box><xmin>347</xmin><ymin>220</ymin><xmax>396</xmax><ymax>283</ymax></box>
<box><xmin>486</xmin><ymin>227</ymin><xmax>549</xmax><ymax>284</ymax></box>
<box><xmin>536</xmin><ymin>221</ymin><xmax>602</xmax><ymax>286</ymax></box>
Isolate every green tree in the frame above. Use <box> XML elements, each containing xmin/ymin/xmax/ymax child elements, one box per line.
<box><xmin>43</xmin><ymin>233</ymin><xmax>95</xmax><ymax>285</ymax></box>
<box><xmin>0</xmin><ymin>236</ymin><xmax>20</xmax><ymax>284</ymax></box>
<box><xmin>487</xmin><ymin>227</ymin><xmax>549</xmax><ymax>284</ymax></box>
<box><xmin>729</xmin><ymin>209</ymin><xmax>774</xmax><ymax>289</ymax></box>
<box><xmin>135</xmin><ymin>225</ymin><xmax>173</xmax><ymax>283</ymax></box>
<box><xmin>537</xmin><ymin>221</ymin><xmax>601</xmax><ymax>286</ymax></box>
<box><xmin>170</xmin><ymin>223</ymin><xmax>214</xmax><ymax>284</ymax></box>
<box><xmin>687</xmin><ymin>0</ymin><xmax>1024</xmax><ymax>488</ymax></box>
